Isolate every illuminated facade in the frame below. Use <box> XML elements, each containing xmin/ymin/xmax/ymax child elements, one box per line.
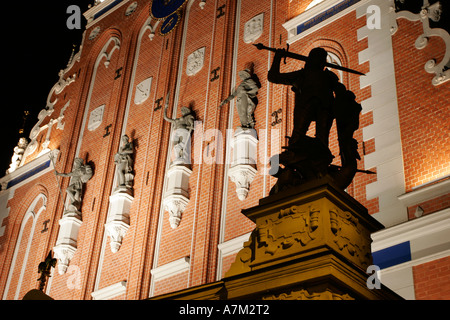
<box><xmin>0</xmin><ymin>0</ymin><xmax>449</xmax><ymax>300</ymax></box>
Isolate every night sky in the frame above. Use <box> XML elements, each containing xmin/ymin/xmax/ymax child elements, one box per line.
<box><xmin>1</xmin><ymin>1</ymin><xmax>93</xmax><ymax>174</ymax></box>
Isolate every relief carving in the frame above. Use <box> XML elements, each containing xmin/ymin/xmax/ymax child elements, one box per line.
<box><xmin>330</xmin><ymin>207</ymin><xmax>371</xmax><ymax>267</ymax></box>
<box><xmin>257</xmin><ymin>205</ymin><xmax>319</xmax><ymax>256</ymax></box>
<box><xmin>263</xmin><ymin>288</ymin><xmax>354</xmax><ymax>300</ymax></box>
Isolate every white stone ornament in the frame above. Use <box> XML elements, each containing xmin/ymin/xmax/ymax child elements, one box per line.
<box><xmin>243</xmin><ymin>13</ymin><xmax>264</xmax><ymax>44</ymax></box>
<box><xmin>105</xmin><ymin>191</ymin><xmax>133</xmax><ymax>253</ymax></box>
<box><xmin>89</xmin><ymin>26</ymin><xmax>101</xmax><ymax>40</ymax></box>
<box><xmin>228</xmin><ymin>128</ymin><xmax>258</xmax><ymax>200</ymax></box>
<box><xmin>88</xmin><ymin>105</ymin><xmax>105</xmax><ymax>131</ymax></box>
<box><xmin>186</xmin><ymin>47</ymin><xmax>206</xmax><ymax>76</ymax></box>
<box><xmin>134</xmin><ymin>77</ymin><xmax>152</xmax><ymax>105</ymax></box>
<box><xmin>53</xmin><ymin>214</ymin><xmax>82</xmax><ymax>274</ymax></box>
<box><xmin>125</xmin><ymin>2</ymin><xmax>138</xmax><ymax>16</ymax></box>
<box><xmin>389</xmin><ymin>0</ymin><xmax>450</xmax><ymax>86</ymax></box>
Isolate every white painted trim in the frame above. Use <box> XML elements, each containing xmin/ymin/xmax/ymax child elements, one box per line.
<box><xmin>284</xmin><ymin>0</ymin><xmax>371</xmax><ymax>44</ymax></box>
<box><xmin>150</xmin><ymin>257</ymin><xmax>190</xmax><ymax>281</ymax></box>
<box><xmin>91</xmin><ymin>280</ymin><xmax>127</xmax><ymax>300</ymax></box>
<box><xmin>84</xmin><ymin>0</ymin><xmax>130</xmax><ymax>30</ymax></box>
<box><xmin>0</xmin><ymin>149</ymin><xmax>59</xmax><ymax>193</ymax></box>
<box><xmin>372</xmin><ymin>208</ymin><xmax>450</xmax><ymax>252</ymax></box>
<box><xmin>356</xmin><ymin>0</ymin><xmax>406</xmax><ymax>228</ymax></box>
<box><xmin>218</xmin><ymin>232</ymin><xmax>251</xmax><ymax>257</ymax></box>
<box><xmin>398</xmin><ymin>178</ymin><xmax>450</xmax><ymax>207</ymax></box>
<box><xmin>379</xmin><ymin>249</ymin><xmax>450</xmax><ymax>300</ymax></box>
<box><xmin>216</xmin><ymin>232</ymin><xmax>251</xmax><ymax>281</ymax></box>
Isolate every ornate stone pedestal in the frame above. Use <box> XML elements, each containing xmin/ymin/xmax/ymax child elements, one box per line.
<box><xmin>105</xmin><ymin>188</ymin><xmax>133</xmax><ymax>253</ymax></box>
<box><xmin>223</xmin><ymin>177</ymin><xmax>401</xmax><ymax>300</ymax></box>
<box><xmin>150</xmin><ymin>178</ymin><xmax>402</xmax><ymax>300</ymax></box>
<box><xmin>228</xmin><ymin>128</ymin><xmax>258</xmax><ymax>200</ymax></box>
<box><xmin>53</xmin><ymin>211</ymin><xmax>82</xmax><ymax>275</ymax></box>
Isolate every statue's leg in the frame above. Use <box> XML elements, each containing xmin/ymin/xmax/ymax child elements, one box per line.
<box><xmin>291</xmin><ymin>102</ymin><xmax>313</xmax><ymax>145</ymax></box>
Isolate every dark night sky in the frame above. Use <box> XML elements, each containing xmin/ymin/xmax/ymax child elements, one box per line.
<box><xmin>0</xmin><ymin>1</ymin><xmax>93</xmax><ymax>174</ymax></box>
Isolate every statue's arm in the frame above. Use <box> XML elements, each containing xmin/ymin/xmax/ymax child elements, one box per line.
<box><xmin>163</xmin><ymin>106</ymin><xmax>175</xmax><ymax>123</ymax></box>
<box><xmin>268</xmin><ymin>50</ymin><xmax>299</xmax><ymax>86</ymax></box>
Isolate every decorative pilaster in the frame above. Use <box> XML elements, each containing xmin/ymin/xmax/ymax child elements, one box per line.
<box><xmin>228</xmin><ymin>128</ymin><xmax>258</xmax><ymax>201</ymax></box>
<box><xmin>105</xmin><ymin>190</ymin><xmax>133</xmax><ymax>253</ymax></box>
<box><xmin>53</xmin><ymin>213</ymin><xmax>81</xmax><ymax>275</ymax></box>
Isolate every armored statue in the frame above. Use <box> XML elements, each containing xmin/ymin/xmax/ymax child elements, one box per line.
<box><xmin>56</xmin><ymin>158</ymin><xmax>93</xmax><ymax>212</ymax></box>
<box><xmin>220</xmin><ymin>69</ymin><xmax>260</xmax><ymax>129</ymax></box>
<box><xmin>255</xmin><ymin>43</ymin><xmax>365</xmax><ymax>194</ymax></box>
<box><xmin>114</xmin><ymin>135</ymin><xmax>134</xmax><ymax>191</ymax></box>
<box><xmin>163</xmin><ymin>93</ymin><xmax>196</xmax><ymax>164</ymax></box>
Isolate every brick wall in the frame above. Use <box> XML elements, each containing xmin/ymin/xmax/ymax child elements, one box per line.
<box><xmin>413</xmin><ymin>256</ymin><xmax>450</xmax><ymax>300</ymax></box>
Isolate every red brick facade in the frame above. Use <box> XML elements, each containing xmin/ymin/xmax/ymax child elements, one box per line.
<box><xmin>0</xmin><ymin>0</ymin><xmax>448</xmax><ymax>300</ymax></box>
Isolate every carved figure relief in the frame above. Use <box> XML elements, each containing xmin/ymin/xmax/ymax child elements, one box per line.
<box><xmin>56</xmin><ymin>158</ymin><xmax>93</xmax><ymax>214</ymax></box>
<box><xmin>88</xmin><ymin>105</ymin><xmax>105</xmax><ymax>131</ymax></box>
<box><xmin>186</xmin><ymin>47</ymin><xmax>206</xmax><ymax>76</ymax></box>
<box><xmin>244</xmin><ymin>13</ymin><xmax>264</xmax><ymax>44</ymax></box>
<box><xmin>6</xmin><ymin>138</ymin><xmax>29</xmax><ymax>174</ymax></box>
<box><xmin>114</xmin><ymin>135</ymin><xmax>134</xmax><ymax>191</ymax></box>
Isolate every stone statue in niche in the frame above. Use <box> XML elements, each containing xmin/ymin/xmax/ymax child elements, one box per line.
<box><xmin>6</xmin><ymin>137</ymin><xmax>28</xmax><ymax>174</ymax></box>
<box><xmin>220</xmin><ymin>69</ymin><xmax>260</xmax><ymax>129</ymax></box>
<box><xmin>254</xmin><ymin>43</ymin><xmax>367</xmax><ymax>194</ymax></box>
<box><xmin>56</xmin><ymin>158</ymin><xmax>93</xmax><ymax>213</ymax></box>
<box><xmin>163</xmin><ymin>94</ymin><xmax>196</xmax><ymax>164</ymax></box>
<box><xmin>114</xmin><ymin>135</ymin><xmax>134</xmax><ymax>192</ymax></box>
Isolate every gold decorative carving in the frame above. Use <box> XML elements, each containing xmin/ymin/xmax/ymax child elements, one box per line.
<box><xmin>258</xmin><ymin>205</ymin><xmax>318</xmax><ymax>255</ymax></box>
<box><xmin>264</xmin><ymin>288</ymin><xmax>354</xmax><ymax>300</ymax></box>
<box><xmin>329</xmin><ymin>207</ymin><xmax>371</xmax><ymax>267</ymax></box>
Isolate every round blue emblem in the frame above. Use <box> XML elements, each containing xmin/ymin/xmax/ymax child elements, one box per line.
<box><xmin>151</xmin><ymin>0</ymin><xmax>188</xmax><ymax>20</ymax></box>
<box><xmin>159</xmin><ymin>10</ymin><xmax>181</xmax><ymax>36</ymax></box>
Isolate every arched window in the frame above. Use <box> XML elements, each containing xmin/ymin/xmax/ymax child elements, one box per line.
<box><xmin>2</xmin><ymin>194</ymin><xmax>47</xmax><ymax>300</ymax></box>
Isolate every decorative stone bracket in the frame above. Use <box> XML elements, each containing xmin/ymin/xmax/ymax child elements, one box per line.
<box><xmin>163</xmin><ymin>165</ymin><xmax>193</xmax><ymax>229</ymax></box>
<box><xmin>228</xmin><ymin>128</ymin><xmax>258</xmax><ymax>201</ymax></box>
<box><xmin>53</xmin><ymin>213</ymin><xmax>82</xmax><ymax>275</ymax></box>
<box><xmin>105</xmin><ymin>191</ymin><xmax>133</xmax><ymax>253</ymax></box>
<box><xmin>389</xmin><ymin>0</ymin><xmax>450</xmax><ymax>85</ymax></box>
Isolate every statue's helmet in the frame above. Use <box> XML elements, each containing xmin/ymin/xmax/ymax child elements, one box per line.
<box><xmin>181</xmin><ymin>106</ymin><xmax>191</xmax><ymax>115</ymax></box>
<box><xmin>306</xmin><ymin>47</ymin><xmax>328</xmax><ymax>70</ymax></box>
<box><xmin>74</xmin><ymin>158</ymin><xmax>83</xmax><ymax>167</ymax></box>
<box><xmin>238</xmin><ymin>69</ymin><xmax>251</xmax><ymax>80</ymax></box>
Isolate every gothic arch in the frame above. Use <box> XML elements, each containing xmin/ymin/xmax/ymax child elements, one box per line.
<box><xmin>2</xmin><ymin>192</ymin><xmax>47</xmax><ymax>300</ymax></box>
<box><xmin>307</xmin><ymin>39</ymin><xmax>350</xmax><ymax>87</ymax></box>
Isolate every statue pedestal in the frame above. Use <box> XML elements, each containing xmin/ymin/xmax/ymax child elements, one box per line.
<box><xmin>53</xmin><ymin>211</ymin><xmax>82</xmax><ymax>275</ymax></box>
<box><xmin>228</xmin><ymin>128</ymin><xmax>258</xmax><ymax>200</ymax></box>
<box><xmin>163</xmin><ymin>164</ymin><xmax>192</xmax><ymax>229</ymax></box>
<box><xmin>105</xmin><ymin>189</ymin><xmax>133</xmax><ymax>253</ymax></box>
<box><xmin>224</xmin><ymin>177</ymin><xmax>401</xmax><ymax>299</ymax></box>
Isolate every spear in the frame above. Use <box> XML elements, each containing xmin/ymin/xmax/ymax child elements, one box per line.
<box><xmin>254</xmin><ymin>43</ymin><xmax>366</xmax><ymax>76</ymax></box>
